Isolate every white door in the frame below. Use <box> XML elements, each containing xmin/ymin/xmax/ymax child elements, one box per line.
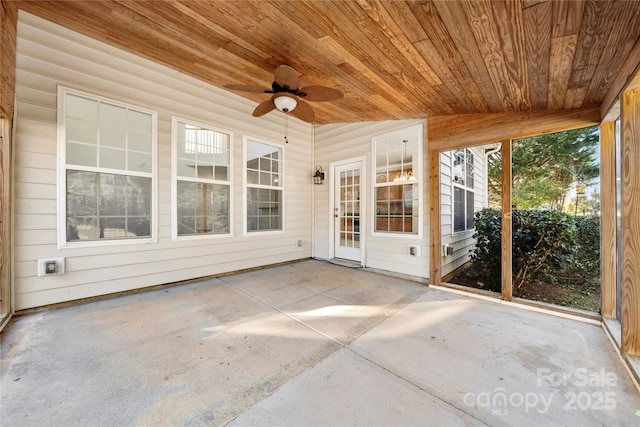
<box><xmin>334</xmin><ymin>161</ymin><xmax>362</xmax><ymax>262</ymax></box>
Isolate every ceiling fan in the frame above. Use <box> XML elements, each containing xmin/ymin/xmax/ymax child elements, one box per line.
<box><xmin>224</xmin><ymin>65</ymin><xmax>343</xmax><ymax>123</ymax></box>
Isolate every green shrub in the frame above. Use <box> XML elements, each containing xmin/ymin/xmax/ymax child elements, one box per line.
<box><xmin>469</xmin><ymin>208</ymin><xmax>576</xmax><ymax>291</ymax></box>
<box><xmin>468</xmin><ymin>208</ymin><xmax>502</xmax><ymax>291</ymax></box>
<box><xmin>572</xmin><ymin>215</ymin><xmax>601</xmax><ymax>277</ymax></box>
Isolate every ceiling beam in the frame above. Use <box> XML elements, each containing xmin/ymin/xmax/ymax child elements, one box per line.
<box><xmin>600</xmin><ymin>37</ymin><xmax>640</xmax><ymax>120</ymax></box>
<box><xmin>427</xmin><ymin>107</ymin><xmax>600</xmax><ymax>151</ymax></box>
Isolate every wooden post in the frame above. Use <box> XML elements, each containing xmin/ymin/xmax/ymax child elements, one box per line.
<box><xmin>621</xmin><ymin>88</ymin><xmax>640</xmax><ymax>355</ymax></box>
<box><xmin>429</xmin><ymin>149</ymin><xmax>441</xmax><ymax>286</ymax></box>
<box><xmin>0</xmin><ymin>118</ymin><xmax>12</xmax><ymax>320</ymax></box>
<box><xmin>1</xmin><ymin>1</ymin><xmax>18</xmax><ymax>322</ymax></box>
<box><xmin>600</xmin><ymin>121</ymin><xmax>616</xmax><ymax>319</ymax></box>
<box><xmin>501</xmin><ymin>140</ymin><xmax>512</xmax><ymax>301</ymax></box>
<box><xmin>1</xmin><ymin>1</ymin><xmax>18</xmax><ymax>119</ymax></box>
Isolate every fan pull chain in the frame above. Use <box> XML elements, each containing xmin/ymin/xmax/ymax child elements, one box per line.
<box><xmin>284</xmin><ymin>111</ymin><xmax>289</xmax><ymax>143</ymax></box>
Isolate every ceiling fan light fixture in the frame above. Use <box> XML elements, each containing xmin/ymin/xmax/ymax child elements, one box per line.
<box><xmin>226</xmin><ymin>65</ymin><xmax>342</xmax><ymax>123</ymax></box>
<box><xmin>274</xmin><ymin>95</ymin><xmax>297</xmax><ymax>113</ymax></box>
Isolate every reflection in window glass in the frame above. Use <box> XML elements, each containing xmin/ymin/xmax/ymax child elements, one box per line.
<box><xmin>65</xmin><ymin>93</ymin><xmax>153</xmax><ymax>172</ymax></box>
<box><xmin>62</xmin><ymin>90</ymin><xmax>155</xmax><ymax>243</ymax></box>
<box><xmin>373</xmin><ymin>131</ymin><xmax>420</xmax><ymax>234</ymax></box>
<box><xmin>174</xmin><ymin>119</ymin><xmax>232</xmax><ymax>237</ymax></box>
<box><xmin>246</xmin><ymin>140</ymin><xmax>283</xmax><ymax>232</ymax></box>
<box><xmin>66</xmin><ymin>170</ymin><xmax>151</xmax><ymax>241</ymax></box>
<box><xmin>176</xmin><ymin>182</ymin><xmax>230</xmax><ymax>235</ymax></box>
<box><xmin>453</xmin><ymin>148</ymin><xmax>475</xmax><ymax>232</ymax></box>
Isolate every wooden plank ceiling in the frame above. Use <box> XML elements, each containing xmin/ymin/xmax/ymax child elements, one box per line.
<box><xmin>16</xmin><ymin>0</ymin><xmax>640</xmax><ymax>124</ymax></box>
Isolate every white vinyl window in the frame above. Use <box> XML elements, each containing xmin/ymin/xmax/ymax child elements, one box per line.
<box><xmin>373</xmin><ymin>126</ymin><xmax>422</xmax><ymax>235</ymax></box>
<box><xmin>452</xmin><ymin>148</ymin><xmax>475</xmax><ymax>232</ymax></box>
<box><xmin>172</xmin><ymin>118</ymin><xmax>232</xmax><ymax>238</ymax></box>
<box><xmin>245</xmin><ymin>138</ymin><xmax>283</xmax><ymax>233</ymax></box>
<box><xmin>58</xmin><ymin>87</ymin><xmax>156</xmax><ymax>246</ymax></box>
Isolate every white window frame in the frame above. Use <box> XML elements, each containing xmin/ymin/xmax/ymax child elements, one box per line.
<box><xmin>243</xmin><ymin>136</ymin><xmax>285</xmax><ymax>236</ymax></box>
<box><xmin>57</xmin><ymin>86</ymin><xmax>158</xmax><ymax>249</ymax></box>
<box><xmin>371</xmin><ymin>124</ymin><xmax>423</xmax><ymax>238</ymax></box>
<box><xmin>171</xmin><ymin>116</ymin><xmax>233</xmax><ymax>240</ymax></box>
<box><xmin>451</xmin><ymin>147</ymin><xmax>476</xmax><ymax>234</ymax></box>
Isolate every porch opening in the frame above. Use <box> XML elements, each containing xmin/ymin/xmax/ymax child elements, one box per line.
<box><xmin>444</xmin><ymin>127</ymin><xmax>602</xmax><ymax>314</ymax></box>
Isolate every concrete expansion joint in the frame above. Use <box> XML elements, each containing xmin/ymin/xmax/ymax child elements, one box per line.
<box><xmin>219</xmin><ymin>276</ymin><xmax>493</xmax><ymax>425</ymax></box>
<box><xmin>218</xmin><ymin>277</ymin><xmax>349</xmax><ymax>349</ymax></box>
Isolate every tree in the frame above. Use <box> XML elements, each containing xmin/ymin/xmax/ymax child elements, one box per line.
<box><xmin>487</xmin><ymin>126</ymin><xmax>600</xmax><ymax>211</ymax></box>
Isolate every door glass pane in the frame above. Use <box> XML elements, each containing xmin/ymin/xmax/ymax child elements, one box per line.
<box><xmin>339</xmin><ymin>169</ymin><xmax>360</xmax><ymax>249</ymax></box>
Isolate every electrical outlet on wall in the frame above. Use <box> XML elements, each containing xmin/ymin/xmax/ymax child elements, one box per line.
<box><xmin>442</xmin><ymin>245</ymin><xmax>453</xmax><ymax>257</ymax></box>
<box><xmin>442</xmin><ymin>244</ymin><xmax>454</xmax><ymax>257</ymax></box>
<box><xmin>408</xmin><ymin>245</ymin><xmax>420</xmax><ymax>257</ymax></box>
<box><xmin>37</xmin><ymin>258</ymin><xmax>65</xmax><ymax>276</ymax></box>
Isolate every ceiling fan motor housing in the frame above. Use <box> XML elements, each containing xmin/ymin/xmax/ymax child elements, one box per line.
<box><xmin>225</xmin><ymin>64</ymin><xmax>343</xmax><ymax>123</ymax></box>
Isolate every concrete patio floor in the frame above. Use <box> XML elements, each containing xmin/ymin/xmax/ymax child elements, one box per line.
<box><xmin>2</xmin><ymin>259</ymin><xmax>639</xmax><ymax>426</ymax></box>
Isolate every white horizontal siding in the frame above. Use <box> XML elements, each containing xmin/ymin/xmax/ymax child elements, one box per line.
<box><xmin>15</xmin><ymin>251</ymin><xmax>298</xmax><ymax>309</ymax></box>
<box><xmin>14</xmin><ymin>213</ymin><xmax>57</xmax><ymax>230</ymax></box>
<box><xmin>14</xmin><ymin>198</ymin><xmax>57</xmax><ymax>216</ymax></box>
<box><xmin>14</xmin><ymin>182</ymin><xmax>56</xmax><ymax>203</ymax></box>
<box><xmin>313</xmin><ymin>119</ymin><xmax>429</xmax><ymax>278</ymax></box>
<box><xmin>440</xmin><ymin>146</ymin><xmax>488</xmax><ymax>278</ymax></box>
<box><xmin>13</xmin><ymin>11</ymin><xmax>313</xmax><ymax>309</ymax></box>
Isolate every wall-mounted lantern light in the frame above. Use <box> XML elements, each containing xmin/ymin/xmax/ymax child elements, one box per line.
<box><xmin>313</xmin><ymin>165</ymin><xmax>325</xmax><ymax>185</ymax></box>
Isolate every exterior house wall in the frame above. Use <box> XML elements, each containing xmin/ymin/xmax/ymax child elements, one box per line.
<box><xmin>313</xmin><ymin>119</ymin><xmax>429</xmax><ymax>279</ymax></box>
<box><xmin>13</xmin><ymin>12</ymin><xmax>313</xmax><ymax>310</ymax></box>
<box><xmin>13</xmin><ymin>11</ymin><xmax>493</xmax><ymax>310</ymax></box>
<box><xmin>439</xmin><ymin>147</ymin><xmax>488</xmax><ymax>278</ymax></box>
